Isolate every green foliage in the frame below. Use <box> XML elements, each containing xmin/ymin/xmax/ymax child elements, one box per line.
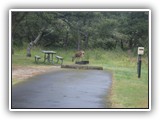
<box><xmin>12</xmin><ymin>11</ymin><xmax>149</xmax><ymax>56</ymax></box>
<box><xmin>94</xmin><ymin>38</ymin><xmax>116</xmax><ymax>50</ymax></box>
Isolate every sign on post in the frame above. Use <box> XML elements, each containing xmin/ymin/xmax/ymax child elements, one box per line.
<box><xmin>138</xmin><ymin>47</ymin><xmax>144</xmax><ymax>55</ymax></box>
<box><xmin>137</xmin><ymin>47</ymin><xmax>144</xmax><ymax>78</ymax></box>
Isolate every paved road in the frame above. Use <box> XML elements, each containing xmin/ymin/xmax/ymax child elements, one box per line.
<box><xmin>12</xmin><ymin>69</ymin><xmax>112</xmax><ymax>109</ymax></box>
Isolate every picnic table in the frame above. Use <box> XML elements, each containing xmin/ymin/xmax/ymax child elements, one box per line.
<box><xmin>42</xmin><ymin>50</ymin><xmax>56</xmax><ymax>64</ymax></box>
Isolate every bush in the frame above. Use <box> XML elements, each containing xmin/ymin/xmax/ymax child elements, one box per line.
<box><xmin>94</xmin><ymin>38</ymin><xmax>116</xmax><ymax>50</ymax></box>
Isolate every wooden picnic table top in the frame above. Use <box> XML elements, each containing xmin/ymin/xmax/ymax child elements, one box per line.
<box><xmin>42</xmin><ymin>50</ymin><xmax>56</xmax><ymax>54</ymax></box>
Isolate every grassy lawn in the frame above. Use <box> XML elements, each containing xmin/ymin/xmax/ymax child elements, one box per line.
<box><xmin>12</xmin><ymin>47</ymin><xmax>149</xmax><ymax>108</ymax></box>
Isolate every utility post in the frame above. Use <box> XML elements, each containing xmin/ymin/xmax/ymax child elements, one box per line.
<box><xmin>137</xmin><ymin>47</ymin><xmax>144</xmax><ymax>78</ymax></box>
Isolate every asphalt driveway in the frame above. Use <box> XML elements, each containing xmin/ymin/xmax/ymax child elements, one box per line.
<box><xmin>12</xmin><ymin>69</ymin><xmax>112</xmax><ymax>109</ymax></box>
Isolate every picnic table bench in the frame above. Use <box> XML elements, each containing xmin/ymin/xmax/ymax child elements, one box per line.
<box><xmin>35</xmin><ymin>55</ymin><xmax>41</xmax><ymax>64</ymax></box>
<box><xmin>56</xmin><ymin>55</ymin><xmax>63</xmax><ymax>65</ymax></box>
<box><xmin>34</xmin><ymin>51</ymin><xmax>63</xmax><ymax>65</ymax></box>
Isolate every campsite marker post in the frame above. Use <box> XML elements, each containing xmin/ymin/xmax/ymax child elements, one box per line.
<box><xmin>137</xmin><ymin>47</ymin><xmax>144</xmax><ymax>78</ymax></box>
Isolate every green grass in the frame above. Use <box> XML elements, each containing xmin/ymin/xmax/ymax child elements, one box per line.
<box><xmin>109</xmin><ymin>66</ymin><xmax>148</xmax><ymax>108</ymax></box>
<box><xmin>12</xmin><ymin>47</ymin><xmax>149</xmax><ymax>108</ymax></box>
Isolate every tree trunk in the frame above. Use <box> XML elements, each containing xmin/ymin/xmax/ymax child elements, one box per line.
<box><xmin>121</xmin><ymin>39</ymin><xmax>124</xmax><ymax>50</ymax></box>
<box><xmin>77</xmin><ymin>29</ymin><xmax>81</xmax><ymax>50</ymax></box>
<box><xmin>64</xmin><ymin>31</ymin><xmax>69</xmax><ymax>50</ymax></box>
<box><xmin>26</xmin><ymin>29</ymin><xmax>44</xmax><ymax>57</ymax></box>
<box><xmin>84</xmin><ymin>33</ymin><xmax>88</xmax><ymax>49</ymax></box>
<box><xmin>11</xmin><ymin>37</ymin><xmax>14</xmax><ymax>55</ymax></box>
<box><xmin>26</xmin><ymin>41</ymin><xmax>33</xmax><ymax>57</ymax></box>
<box><xmin>129</xmin><ymin>39</ymin><xmax>133</xmax><ymax>49</ymax></box>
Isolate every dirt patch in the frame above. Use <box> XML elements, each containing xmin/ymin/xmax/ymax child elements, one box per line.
<box><xmin>12</xmin><ymin>65</ymin><xmax>61</xmax><ymax>82</ymax></box>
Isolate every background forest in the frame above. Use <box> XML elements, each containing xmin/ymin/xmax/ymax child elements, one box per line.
<box><xmin>12</xmin><ymin>11</ymin><xmax>149</xmax><ymax>56</ymax></box>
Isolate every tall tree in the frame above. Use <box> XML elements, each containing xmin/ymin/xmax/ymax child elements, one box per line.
<box><xmin>11</xmin><ymin>11</ymin><xmax>149</xmax><ymax>54</ymax></box>
<box><xmin>11</xmin><ymin>12</ymin><xmax>28</xmax><ymax>54</ymax></box>
<box><xmin>26</xmin><ymin>27</ymin><xmax>45</xmax><ymax>57</ymax></box>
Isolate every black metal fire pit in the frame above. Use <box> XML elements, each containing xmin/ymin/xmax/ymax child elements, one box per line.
<box><xmin>75</xmin><ymin>61</ymin><xmax>89</xmax><ymax>65</ymax></box>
